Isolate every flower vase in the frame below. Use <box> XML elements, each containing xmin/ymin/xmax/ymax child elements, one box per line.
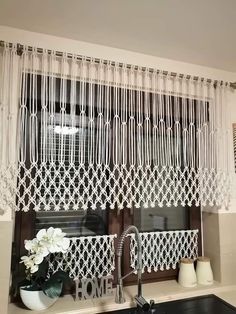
<box><xmin>20</xmin><ymin>286</ymin><xmax>58</xmax><ymax>311</ymax></box>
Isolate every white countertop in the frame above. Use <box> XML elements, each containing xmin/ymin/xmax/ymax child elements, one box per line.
<box><xmin>8</xmin><ymin>280</ymin><xmax>236</xmax><ymax>314</ymax></box>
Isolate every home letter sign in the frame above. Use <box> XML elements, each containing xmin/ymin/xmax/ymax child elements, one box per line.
<box><xmin>74</xmin><ymin>275</ymin><xmax>114</xmax><ymax>300</ymax></box>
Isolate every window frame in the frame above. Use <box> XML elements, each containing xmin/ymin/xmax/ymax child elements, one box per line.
<box><xmin>12</xmin><ymin>74</ymin><xmax>203</xmax><ymax>299</ymax></box>
<box><xmin>121</xmin><ymin>205</ymin><xmax>202</xmax><ymax>285</ymax></box>
<box><xmin>12</xmin><ymin>204</ymin><xmax>202</xmax><ymax>298</ymax></box>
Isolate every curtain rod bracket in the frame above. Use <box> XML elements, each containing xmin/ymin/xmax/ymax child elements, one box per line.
<box><xmin>17</xmin><ymin>44</ymin><xmax>23</xmax><ymax>56</ymax></box>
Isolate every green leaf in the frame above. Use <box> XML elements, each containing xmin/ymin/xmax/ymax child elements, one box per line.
<box><xmin>52</xmin><ymin>271</ymin><xmax>71</xmax><ymax>284</ymax></box>
<box><xmin>42</xmin><ymin>280</ymin><xmax>63</xmax><ymax>298</ymax></box>
<box><xmin>42</xmin><ymin>271</ymin><xmax>71</xmax><ymax>298</ymax></box>
<box><xmin>22</xmin><ymin>284</ymin><xmax>40</xmax><ymax>291</ymax></box>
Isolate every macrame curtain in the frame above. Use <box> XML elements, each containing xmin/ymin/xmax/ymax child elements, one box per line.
<box><xmin>0</xmin><ymin>43</ymin><xmax>20</xmax><ymax>214</ymax></box>
<box><xmin>0</xmin><ymin>43</ymin><xmax>231</xmax><ymax>213</ymax></box>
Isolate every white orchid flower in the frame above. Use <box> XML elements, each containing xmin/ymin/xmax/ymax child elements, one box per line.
<box><xmin>36</xmin><ymin>228</ymin><xmax>47</xmax><ymax>241</ymax></box>
<box><xmin>25</xmin><ymin>239</ymin><xmax>36</xmax><ymax>252</ymax></box>
<box><xmin>48</xmin><ymin>228</ymin><xmax>70</xmax><ymax>253</ymax></box>
<box><xmin>36</xmin><ymin>245</ymin><xmax>49</xmax><ymax>258</ymax></box>
<box><xmin>25</xmin><ymin>237</ymin><xmax>49</xmax><ymax>259</ymax></box>
<box><xmin>21</xmin><ymin>227</ymin><xmax>70</xmax><ymax>282</ymax></box>
<box><xmin>20</xmin><ymin>255</ymin><xmax>39</xmax><ymax>273</ymax></box>
<box><xmin>30</xmin><ymin>264</ymin><xmax>39</xmax><ymax>274</ymax></box>
<box><xmin>34</xmin><ymin>253</ymin><xmax>44</xmax><ymax>265</ymax></box>
<box><xmin>21</xmin><ymin>227</ymin><xmax>70</xmax><ymax>278</ymax></box>
<box><xmin>21</xmin><ymin>255</ymin><xmax>34</xmax><ymax>267</ymax></box>
<box><xmin>60</xmin><ymin>237</ymin><xmax>70</xmax><ymax>253</ymax></box>
<box><xmin>36</xmin><ymin>227</ymin><xmax>70</xmax><ymax>254</ymax></box>
<box><xmin>25</xmin><ymin>238</ymin><xmax>40</xmax><ymax>253</ymax></box>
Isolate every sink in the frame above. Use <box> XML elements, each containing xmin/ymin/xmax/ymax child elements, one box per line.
<box><xmin>99</xmin><ymin>295</ymin><xmax>236</xmax><ymax>313</ymax></box>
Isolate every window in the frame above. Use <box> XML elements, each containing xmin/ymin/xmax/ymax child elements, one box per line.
<box><xmin>12</xmin><ymin>74</ymin><xmax>202</xmax><ymax>295</ymax></box>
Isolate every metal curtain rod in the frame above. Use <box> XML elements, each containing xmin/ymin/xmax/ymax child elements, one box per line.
<box><xmin>1</xmin><ymin>40</ymin><xmax>236</xmax><ymax>89</ymax></box>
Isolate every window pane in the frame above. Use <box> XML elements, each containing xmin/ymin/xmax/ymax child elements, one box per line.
<box><xmin>35</xmin><ymin>209</ymin><xmax>108</xmax><ymax>237</ymax></box>
<box><xmin>133</xmin><ymin>206</ymin><xmax>189</xmax><ymax>232</ymax></box>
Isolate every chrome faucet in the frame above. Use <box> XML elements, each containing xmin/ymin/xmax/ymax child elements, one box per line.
<box><xmin>115</xmin><ymin>225</ymin><xmax>154</xmax><ymax>312</ymax></box>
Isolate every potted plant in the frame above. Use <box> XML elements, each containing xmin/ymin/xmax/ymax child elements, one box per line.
<box><xmin>15</xmin><ymin>227</ymin><xmax>71</xmax><ymax>311</ymax></box>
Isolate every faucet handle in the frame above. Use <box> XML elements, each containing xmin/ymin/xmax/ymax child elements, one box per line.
<box><xmin>135</xmin><ymin>295</ymin><xmax>150</xmax><ymax>312</ymax></box>
<box><xmin>150</xmin><ymin>299</ymin><xmax>155</xmax><ymax>308</ymax></box>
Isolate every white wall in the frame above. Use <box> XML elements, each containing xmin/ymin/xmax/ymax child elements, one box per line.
<box><xmin>1</xmin><ymin>25</ymin><xmax>236</xmax><ymax>82</ymax></box>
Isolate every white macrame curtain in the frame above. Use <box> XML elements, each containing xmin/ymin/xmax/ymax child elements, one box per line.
<box><xmin>0</xmin><ymin>43</ymin><xmax>20</xmax><ymax>214</ymax></box>
<box><xmin>0</xmin><ymin>43</ymin><xmax>231</xmax><ymax>213</ymax></box>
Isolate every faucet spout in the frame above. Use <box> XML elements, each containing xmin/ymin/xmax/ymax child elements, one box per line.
<box><xmin>115</xmin><ymin>280</ymin><xmax>125</xmax><ymax>304</ymax></box>
<box><xmin>115</xmin><ymin>225</ymin><xmax>143</xmax><ymax>304</ymax></box>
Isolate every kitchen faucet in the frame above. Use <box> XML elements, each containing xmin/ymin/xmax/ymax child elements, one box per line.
<box><xmin>115</xmin><ymin>225</ymin><xmax>154</xmax><ymax>312</ymax></box>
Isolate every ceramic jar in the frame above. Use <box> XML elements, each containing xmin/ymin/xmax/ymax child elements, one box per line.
<box><xmin>178</xmin><ymin>258</ymin><xmax>197</xmax><ymax>287</ymax></box>
<box><xmin>20</xmin><ymin>287</ymin><xmax>58</xmax><ymax>311</ymax></box>
<box><xmin>196</xmin><ymin>256</ymin><xmax>213</xmax><ymax>285</ymax></box>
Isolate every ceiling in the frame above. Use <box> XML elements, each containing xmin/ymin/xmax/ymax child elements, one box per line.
<box><xmin>0</xmin><ymin>0</ymin><xmax>236</xmax><ymax>71</ymax></box>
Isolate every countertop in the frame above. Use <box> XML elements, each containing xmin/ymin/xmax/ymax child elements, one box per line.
<box><xmin>8</xmin><ymin>280</ymin><xmax>236</xmax><ymax>314</ymax></box>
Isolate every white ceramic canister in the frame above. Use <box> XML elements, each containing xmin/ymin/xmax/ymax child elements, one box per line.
<box><xmin>196</xmin><ymin>256</ymin><xmax>213</xmax><ymax>285</ymax></box>
<box><xmin>178</xmin><ymin>258</ymin><xmax>197</xmax><ymax>288</ymax></box>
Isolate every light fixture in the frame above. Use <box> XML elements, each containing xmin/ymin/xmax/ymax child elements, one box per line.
<box><xmin>53</xmin><ymin>126</ymin><xmax>79</xmax><ymax>135</ymax></box>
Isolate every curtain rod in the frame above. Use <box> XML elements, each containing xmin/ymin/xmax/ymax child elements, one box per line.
<box><xmin>1</xmin><ymin>40</ymin><xmax>236</xmax><ymax>89</ymax></box>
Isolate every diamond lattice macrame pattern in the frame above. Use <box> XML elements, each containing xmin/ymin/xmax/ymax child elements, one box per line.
<box><xmin>130</xmin><ymin>230</ymin><xmax>198</xmax><ymax>273</ymax></box>
<box><xmin>0</xmin><ymin>165</ymin><xmax>18</xmax><ymax>213</ymax></box>
<box><xmin>14</xmin><ymin>163</ymin><xmax>230</xmax><ymax>212</ymax></box>
<box><xmin>47</xmin><ymin>234</ymin><xmax>117</xmax><ymax>279</ymax></box>
<box><xmin>46</xmin><ymin>231</ymin><xmax>198</xmax><ymax>280</ymax></box>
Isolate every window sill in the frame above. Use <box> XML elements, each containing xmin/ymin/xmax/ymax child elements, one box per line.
<box><xmin>8</xmin><ymin>280</ymin><xmax>236</xmax><ymax>314</ymax></box>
